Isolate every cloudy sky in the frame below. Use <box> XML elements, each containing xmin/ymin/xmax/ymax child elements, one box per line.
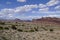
<box><xmin>0</xmin><ymin>0</ymin><xmax>60</xmax><ymax>20</ymax></box>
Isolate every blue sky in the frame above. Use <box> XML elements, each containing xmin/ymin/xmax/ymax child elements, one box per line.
<box><xmin>0</xmin><ymin>0</ymin><xmax>60</xmax><ymax>20</ymax></box>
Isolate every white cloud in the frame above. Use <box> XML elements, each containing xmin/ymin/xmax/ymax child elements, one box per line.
<box><xmin>0</xmin><ymin>16</ymin><xmax>3</xmax><ymax>17</ymax></box>
<box><xmin>0</xmin><ymin>4</ymin><xmax>38</xmax><ymax>14</ymax></box>
<box><xmin>8</xmin><ymin>14</ymin><xmax>13</xmax><ymax>17</ymax></box>
<box><xmin>46</xmin><ymin>0</ymin><xmax>59</xmax><ymax>6</ymax></box>
<box><xmin>0</xmin><ymin>8</ymin><xmax>15</xmax><ymax>19</ymax></box>
<box><xmin>17</xmin><ymin>15</ymin><xmax>42</xmax><ymax>20</ymax></box>
<box><xmin>39</xmin><ymin>4</ymin><xmax>47</xmax><ymax>8</ymax></box>
<box><xmin>55</xmin><ymin>5</ymin><xmax>60</xmax><ymax>10</ymax></box>
<box><xmin>43</xmin><ymin>15</ymin><xmax>60</xmax><ymax>17</ymax></box>
<box><xmin>27</xmin><ymin>16</ymin><xmax>41</xmax><ymax>19</ymax></box>
<box><xmin>39</xmin><ymin>7</ymin><xmax>49</xmax><ymax>12</ymax></box>
<box><xmin>14</xmin><ymin>4</ymin><xmax>38</xmax><ymax>13</ymax></box>
<box><xmin>18</xmin><ymin>14</ymin><xmax>60</xmax><ymax>20</ymax></box>
<box><xmin>0</xmin><ymin>4</ymin><xmax>38</xmax><ymax>19</ymax></box>
<box><xmin>17</xmin><ymin>0</ymin><xmax>26</xmax><ymax>2</ymax></box>
<box><xmin>0</xmin><ymin>8</ymin><xmax>15</xmax><ymax>15</ymax></box>
<box><xmin>32</xmin><ymin>10</ymin><xmax>60</xmax><ymax>14</ymax></box>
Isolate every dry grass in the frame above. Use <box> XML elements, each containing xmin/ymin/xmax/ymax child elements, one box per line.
<box><xmin>0</xmin><ymin>21</ymin><xmax>60</xmax><ymax>40</ymax></box>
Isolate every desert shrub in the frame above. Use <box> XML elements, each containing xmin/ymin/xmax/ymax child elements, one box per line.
<box><xmin>34</xmin><ymin>27</ymin><xmax>38</xmax><ymax>31</ymax></box>
<box><xmin>50</xmin><ymin>29</ymin><xmax>53</xmax><ymax>32</ymax></box>
<box><xmin>24</xmin><ymin>31</ymin><xmax>28</xmax><ymax>32</ymax></box>
<box><xmin>17</xmin><ymin>29</ymin><xmax>23</xmax><ymax>32</ymax></box>
<box><xmin>43</xmin><ymin>39</ymin><xmax>45</xmax><ymax>40</ymax></box>
<box><xmin>21</xmin><ymin>24</ymin><xmax>25</xmax><ymax>26</ymax></box>
<box><xmin>11</xmin><ymin>25</ymin><xmax>17</xmax><ymax>30</ymax></box>
<box><xmin>16</xmin><ymin>22</ymin><xmax>18</xmax><ymax>23</ymax></box>
<box><xmin>0</xmin><ymin>22</ymin><xmax>5</xmax><ymax>25</ymax></box>
<box><xmin>23</xmin><ymin>38</ymin><xmax>26</xmax><ymax>40</ymax></box>
<box><xmin>0</xmin><ymin>26</ymin><xmax>3</xmax><ymax>30</ymax></box>
<box><xmin>29</xmin><ymin>29</ymin><xmax>35</xmax><ymax>32</ymax></box>
<box><xmin>4</xmin><ymin>27</ymin><xmax>9</xmax><ymax>30</ymax></box>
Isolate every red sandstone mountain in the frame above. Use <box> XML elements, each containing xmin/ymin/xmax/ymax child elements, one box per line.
<box><xmin>32</xmin><ymin>17</ymin><xmax>60</xmax><ymax>24</ymax></box>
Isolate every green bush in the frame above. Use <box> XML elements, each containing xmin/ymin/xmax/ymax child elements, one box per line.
<box><xmin>0</xmin><ymin>22</ymin><xmax>5</xmax><ymax>25</ymax></box>
<box><xmin>24</xmin><ymin>31</ymin><xmax>28</xmax><ymax>32</ymax></box>
<box><xmin>50</xmin><ymin>29</ymin><xmax>53</xmax><ymax>32</ymax></box>
<box><xmin>21</xmin><ymin>24</ymin><xmax>25</xmax><ymax>26</ymax></box>
<box><xmin>4</xmin><ymin>27</ymin><xmax>9</xmax><ymax>30</ymax></box>
<box><xmin>0</xmin><ymin>26</ymin><xmax>3</xmax><ymax>30</ymax></box>
<box><xmin>29</xmin><ymin>29</ymin><xmax>35</xmax><ymax>32</ymax></box>
<box><xmin>11</xmin><ymin>25</ymin><xmax>17</xmax><ymax>30</ymax></box>
<box><xmin>34</xmin><ymin>27</ymin><xmax>38</xmax><ymax>31</ymax></box>
<box><xmin>17</xmin><ymin>29</ymin><xmax>23</xmax><ymax>32</ymax></box>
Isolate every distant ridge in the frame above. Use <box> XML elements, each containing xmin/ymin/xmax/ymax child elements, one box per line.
<box><xmin>0</xmin><ymin>18</ymin><xmax>31</xmax><ymax>22</ymax></box>
<box><xmin>0</xmin><ymin>17</ymin><xmax>60</xmax><ymax>24</ymax></box>
<box><xmin>32</xmin><ymin>17</ymin><xmax>60</xmax><ymax>24</ymax></box>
